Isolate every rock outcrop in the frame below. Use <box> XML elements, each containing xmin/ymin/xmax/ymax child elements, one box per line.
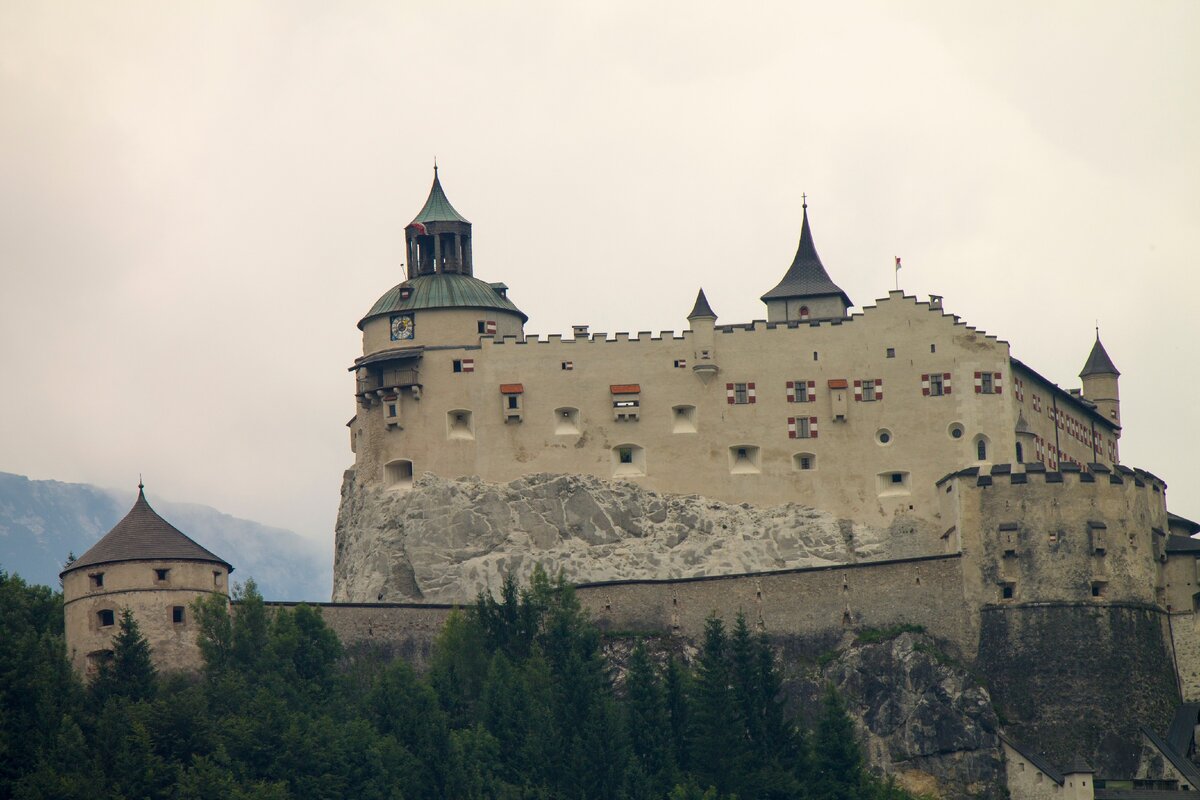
<box><xmin>333</xmin><ymin>470</ymin><xmax>931</xmax><ymax>603</ymax></box>
<box><xmin>820</xmin><ymin>631</ymin><xmax>1003</xmax><ymax>799</ymax></box>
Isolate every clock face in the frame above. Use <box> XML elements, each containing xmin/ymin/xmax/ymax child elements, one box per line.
<box><xmin>390</xmin><ymin>314</ymin><xmax>414</xmax><ymax>341</ymax></box>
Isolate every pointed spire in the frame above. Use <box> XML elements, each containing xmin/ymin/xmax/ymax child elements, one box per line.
<box><xmin>760</xmin><ymin>201</ymin><xmax>852</xmax><ymax>308</ymax></box>
<box><xmin>687</xmin><ymin>288</ymin><xmax>717</xmax><ymax>320</ymax></box>
<box><xmin>409</xmin><ymin>165</ymin><xmax>470</xmax><ymax>225</ymax></box>
<box><xmin>1080</xmin><ymin>331</ymin><xmax>1120</xmax><ymax>377</ymax></box>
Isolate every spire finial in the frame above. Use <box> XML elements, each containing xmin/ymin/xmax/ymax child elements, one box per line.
<box><xmin>137</xmin><ymin>474</ymin><xmax>144</xmax><ymax>494</ymax></box>
<box><xmin>802</xmin><ymin>192</ymin><xmax>807</xmax><ymax>210</ymax></box>
<box><xmin>433</xmin><ymin>156</ymin><xmax>438</xmax><ymax>175</ymax></box>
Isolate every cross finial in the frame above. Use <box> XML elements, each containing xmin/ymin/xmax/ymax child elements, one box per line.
<box><xmin>138</xmin><ymin>474</ymin><xmax>144</xmax><ymax>491</ymax></box>
<box><xmin>433</xmin><ymin>156</ymin><xmax>438</xmax><ymax>174</ymax></box>
<box><xmin>802</xmin><ymin>192</ymin><xmax>807</xmax><ymax>209</ymax></box>
<box><xmin>1095</xmin><ymin>320</ymin><xmax>1100</xmax><ymax>338</ymax></box>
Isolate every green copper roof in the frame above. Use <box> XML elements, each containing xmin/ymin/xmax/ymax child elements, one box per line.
<box><xmin>409</xmin><ymin>168</ymin><xmax>470</xmax><ymax>226</ymax></box>
<box><xmin>360</xmin><ymin>272</ymin><xmax>527</xmax><ymax>328</ymax></box>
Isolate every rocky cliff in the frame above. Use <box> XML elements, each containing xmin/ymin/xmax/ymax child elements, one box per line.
<box><xmin>333</xmin><ymin>470</ymin><xmax>934</xmax><ymax>603</ymax></box>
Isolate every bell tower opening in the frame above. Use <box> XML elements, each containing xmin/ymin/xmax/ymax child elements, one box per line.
<box><xmin>404</xmin><ymin>166</ymin><xmax>473</xmax><ymax>279</ymax></box>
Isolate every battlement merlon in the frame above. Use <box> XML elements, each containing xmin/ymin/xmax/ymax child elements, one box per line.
<box><xmin>938</xmin><ymin>462</ymin><xmax>1171</xmax><ymax>614</ymax></box>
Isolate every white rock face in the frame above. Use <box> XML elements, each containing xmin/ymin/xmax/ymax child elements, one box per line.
<box><xmin>333</xmin><ymin>470</ymin><xmax>933</xmax><ymax>604</ymax></box>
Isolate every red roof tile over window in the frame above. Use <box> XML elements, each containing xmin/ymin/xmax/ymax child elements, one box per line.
<box><xmin>499</xmin><ymin>384</ymin><xmax>524</xmax><ymax>394</ymax></box>
<box><xmin>610</xmin><ymin>384</ymin><xmax>641</xmax><ymax>394</ymax></box>
<box><xmin>61</xmin><ymin>487</ymin><xmax>232</xmax><ymax>576</ymax></box>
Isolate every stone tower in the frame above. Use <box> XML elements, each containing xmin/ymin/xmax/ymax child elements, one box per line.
<box><xmin>1080</xmin><ymin>332</ymin><xmax>1120</xmax><ymax>428</ymax></box>
<box><xmin>60</xmin><ymin>484</ymin><xmax>233</xmax><ymax>676</ymax></box>
<box><xmin>760</xmin><ymin>200</ymin><xmax>853</xmax><ymax>322</ymax></box>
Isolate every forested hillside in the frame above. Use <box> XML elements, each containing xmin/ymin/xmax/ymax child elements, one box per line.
<box><xmin>0</xmin><ymin>567</ymin><xmax>920</xmax><ymax>799</ymax></box>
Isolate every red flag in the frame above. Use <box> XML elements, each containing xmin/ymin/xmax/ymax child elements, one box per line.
<box><xmin>410</xmin><ymin>222</ymin><xmax>427</xmax><ymax>235</ymax></box>
<box><xmin>895</xmin><ymin>256</ymin><xmax>902</xmax><ymax>270</ymax></box>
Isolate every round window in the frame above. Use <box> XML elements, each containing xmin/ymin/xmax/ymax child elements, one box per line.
<box><xmin>949</xmin><ymin>423</ymin><xmax>965</xmax><ymax>439</ymax></box>
<box><xmin>876</xmin><ymin>429</ymin><xmax>893</xmax><ymax>445</ymax></box>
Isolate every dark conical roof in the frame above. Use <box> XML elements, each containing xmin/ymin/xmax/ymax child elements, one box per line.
<box><xmin>1080</xmin><ymin>334</ymin><xmax>1120</xmax><ymax>377</ymax></box>
<box><xmin>62</xmin><ymin>486</ymin><xmax>232</xmax><ymax>576</ymax></box>
<box><xmin>688</xmin><ymin>288</ymin><xmax>717</xmax><ymax>320</ymax></box>
<box><xmin>761</xmin><ymin>203</ymin><xmax>852</xmax><ymax>308</ymax></box>
<box><xmin>1062</xmin><ymin>754</ymin><xmax>1094</xmax><ymax>774</ymax></box>
<box><xmin>408</xmin><ymin>167</ymin><xmax>470</xmax><ymax>226</ymax></box>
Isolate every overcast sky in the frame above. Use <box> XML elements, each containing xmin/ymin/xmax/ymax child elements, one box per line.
<box><xmin>2</xmin><ymin>1</ymin><xmax>1198</xmax><ymax>554</ymax></box>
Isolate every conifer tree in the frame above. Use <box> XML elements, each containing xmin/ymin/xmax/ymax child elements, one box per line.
<box><xmin>812</xmin><ymin>684</ymin><xmax>865</xmax><ymax>800</ymax></box>
<box><xmin>688</xmin><ymin>614</ymin><xmax>744</xmax><ymax>794</ymax></box>
<box><xmin>625</xmin><ymin>641</ymin><xmax>676</xmax><ymax>794</ymax></box>
<box><xmin>91</xmin><ymin>608</ymin><xmax>157</xmax><ymax>704</ymax></box>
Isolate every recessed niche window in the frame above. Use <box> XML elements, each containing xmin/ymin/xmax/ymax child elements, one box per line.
<box><xmin>612</xmin><ymin>385</ymin><xmax>641</xmax><ymax>421</ymax></box>
<box><xmin>886</xmin><ymin>347</ymin><xmax>895</xmax><ymax>358</ymax></box>
<box><xmin>877</xmin><ymin>471</ymin><xmax>911</xmax><ymax>496</ymax></box>
<box><xmin>554</xmin><ymin>407</ymin><xmax>581</xmax><ymax>435</ymax></box>
<box><xmin>1091</xmin><ymin>582</ymin><xmax>1107</xmax><ymax>598</ymax></box>
<box><xmin>728</xmin><ymin>445</ymin><xmax>761</xmax><ymax>474</ymax></box>
<box><xmin>97</xmin><ymin>609</ymin><xmax>115</xmax><ymax>628</ymax></box>
<box><xmin>384</xmin><ymin>459</ymin><xmax>414</xmax><ymax>491</ymax></box>
<box><xmin>447</xmin><ymin>409</ymin><xmax>474</xmax><ymax>440</ymax></box>
<box><xmin>612</xmin><ymin>444</ymin><xmax>646</xmax><ymax>477</ymax></box>
<box><xmin>213</xmin><ymin>570</ymin><xmax>223</xmax><ymax>588</ymax></box>
<box><xmin>154</xmin><ymin>568</ymin><xmax>170</xmax><ymax>583</ymax></box>
<box><xmin>975</xmin><ymin>435</ymin><xmax>990</xmax><ymax>462</ymax></box>
<box><xmin>671</xmin><ymin>405</ymin><xmax>697</xmax><ymax>433</ymax></box>
<box><xmin>793</xmin><ymin>453</ymin><xmax>816</xmax><ymax>471</ymax></box>
<box><xmin>1001</xmin><ymin>583</ymin><xmax>1015</xmax><ymax>601</ymax></box>
<box><xmin>949</xmin><ymin>423</ymin><xmax>964</xmax><ymax>439</ymax></box>
<box><xmin>876</xmin><ymin>428</ymin><xmax>893</xmax><ymax>445</ymax></box>
<box><xmin>90</xmin><ymin>572</ymin><xmax>104</xmax><ymax>589</ymax></box>
<box><xmin>172</xmin><ymin>606</ymin><xmax>185</xmax><ymax>624</ymax></box>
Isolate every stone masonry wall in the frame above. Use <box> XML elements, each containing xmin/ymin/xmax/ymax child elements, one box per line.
<box><xmin>294</xmin><ymin>553</ymin><xmax>972</xmax><ymax>665</ymax></box>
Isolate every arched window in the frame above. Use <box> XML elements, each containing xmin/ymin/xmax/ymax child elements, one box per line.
<box><xmin>799</xmin><ymin>305</ymin><xmax>810</xmax><ymax>321</ymax></box>
<box><xmin>977</xmin><ymin>438</ymin><xmax>988</xmax><ymax>461</ymax></box>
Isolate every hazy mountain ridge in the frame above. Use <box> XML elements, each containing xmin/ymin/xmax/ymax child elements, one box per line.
<box><xmin>0</xmin><ymin>472</ymin><xmax>330</xmax><ymax>600</ymax></box>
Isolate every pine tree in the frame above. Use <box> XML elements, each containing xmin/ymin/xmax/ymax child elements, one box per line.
<box><xmin>688</xmin><ymin>614</ymin><xmax>745</xmax><ymax>794</ymax></box>
<box><xmin>812</xmin><ymin>685</ymin><xmax>865</xmax><ymax>800</ymax></box>
<box><xmin>91</xmin><ymin>608</ymin><xmax>157</xmax><ymax>704</ymax></box>
<box><xmin>625</xmin><ymin>641</ymin><xmax>676</xmax><ymax>795</ymax></box>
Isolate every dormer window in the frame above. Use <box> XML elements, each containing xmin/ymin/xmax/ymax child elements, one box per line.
<box><xmin>399</xmin><ymin>287</ymin><xmax>412</xmax><ymax>300</ymax></box>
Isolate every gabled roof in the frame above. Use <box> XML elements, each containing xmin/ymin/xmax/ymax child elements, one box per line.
<box><xmin>1062</xmin><ymin>754</ymin><xmax>1094</xmax><ymax>774</ymax></box>
<box><xmin>408</xmin><ymin>167</ymin><xmax>470</xmax><ymax>226</ymax></box>
<box><xmin>62</xmin><ymin>486</ymin><xmax>232</xmax><ymax>576</ymax></box>
<box><xmin>1080</xmin><ymin>334</ymin><xmax>1120</xmax><ymax>377</ymax></box>
<box><xmin>688</xmin><ymin>288</ymin><xmax>717</xmax><ymax>320</ymax></box>
<box><xmin>1142</xmin><ymin>725</ymin><xmax>1200</xmax><ymax>789</ymax></box>
<box><xmin>761</xmin><ymin>203</ymin><xmax>852</xmax><ymax>308</ymax></box>
<box><xmin>999</xmin><ymin>735</ymin><xmax>1064</xmax><ymax>784</ymax></box>
<box><xmin>1170</xmin><ymin>513</ymin><xmax>1200</xmax><ymax>536</ymax></box>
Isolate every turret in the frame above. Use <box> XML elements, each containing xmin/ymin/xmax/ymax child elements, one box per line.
<box><xmin>60</xmin><ymin>483</ymin><xmax>233</xmax><ymax>677</ymax></box>
<box><xmin>687</xmin><ymin>288</ymin><xmax>719</xmax><ymax>382</ymax></box>
<box><xmin>405</xmin><ymin>165</ymin><xmax>473</xmax><ymax>278</ymax></box>
<box><xmin>1080</xmin><ymin>331</ymin><xmax>1120</xmax><ymax>428</ymax></box>
<box><xmin>760</xmin><ymin>199</ymin><xmax>852</xmax><ymax>323</ymax></box>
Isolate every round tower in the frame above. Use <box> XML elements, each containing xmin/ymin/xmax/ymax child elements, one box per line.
<box><xmin>60</xmin><ymin>484</ymin><xmax>233</xmax><ymax>677</ymax></box>
<box><xmin>1079</xmin><ymin>331</ymin><xmax>1120</xmax><ymax>428</ymax></box>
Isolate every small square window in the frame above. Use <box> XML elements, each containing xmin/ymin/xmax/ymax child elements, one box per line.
<box><xmin>673</xmin><ymin>359</ymin><xmax>687</xmax><ymax>368</ymax></box>
<box><xmin>561</xmin><ymin>361</ymin><xmax>573</xmax><ymax>371</ymax></box>
<box><xmin>477</xmin><ymin>321</ymin><xmax>486</xmax><ymax>334</ymax></box>
<box><xmin>98</xmin><ymin>609</ymin><xmax>115</xmax><ymax>627</ymax></box>
<box><xmin>799</xmin><ymin>456</ymin><xmax>812</xmax><ymax>470</ymax></box>
<box><xmin>886</xmin><ymin>347</ymin><xmax>895</xmax><ymax>358</ymax></box>
<box><xmin>172</xmin><ymin>606</ymin><xmax>185</xmax><ymax>624</ymax></box>
<box><xmin>453</xmin><ymin>360</ymin><xmax>464</xmax><ymax>373</ymax></box>
<box><xmin>619</xmin><ymin>447</ymin><xmax>633</xmax><ymax>464</ymax></box>
<box><xmin>155</xmin><ymin>568</ymin><xmax>170</xmax><ymax>582</ymax></box>
<box><xmin>90</xmin><ymin>573</ymin><xmax>104</xmax><ymax>588</ymax></box>
<box><xmin>890</xmin><ymin>472</ymin><xmax>904</xmax><ymax>484</ymax></box>
<box><xmin>507</xmin><ymin>395</ymin><xmax>519</xmax><ymax>410</ymax></box>
<box><xmin>1002</xmin><ymin>585</ymin><xmax>1014</xmax><ymax>600</ymax></box>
